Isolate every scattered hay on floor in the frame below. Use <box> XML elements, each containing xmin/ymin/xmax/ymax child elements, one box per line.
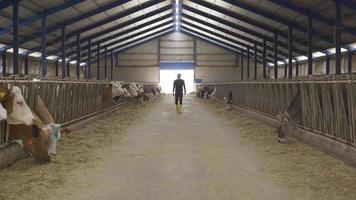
<box><xmin>0</xmin><ymin>101</ymin><xmax>153</xmax><ymax>200</ymax></box>
<box><xmin>201</xmin><ymin>99</ymin><xmax>356</xmax><ymax>200</ymax></box>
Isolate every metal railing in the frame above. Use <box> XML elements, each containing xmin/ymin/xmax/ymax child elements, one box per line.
<box><xmin>0</xmin><ymin>80</ymin><xmax>158</xmax><ymax>145</ymax></box>
<box><xmin>206</xmin><ymin>75</ymin><xmax>356</xmax><ymax>146</ymax></box>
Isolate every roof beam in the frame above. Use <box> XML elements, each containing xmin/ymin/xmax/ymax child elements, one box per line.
<box><xmin>181</xmin><ymin>20</ymin><xmax>286</xmax><ymax>61</ymax></box>
<box><xmin>268</xmin><ymin>0</ymin><xmax>356</xmax><ymax>36</ymax></box>
<box><xmin>59</xmin><ymin>14</ymin><xmax>172</xmax><ymax>59</ymax></box>
<box><xmin>182</xmin><ymin>13</ymin><xmax>289</xmax><ymax>58</ymax></box>
<box><xmin>188</xmin><ymin>0</ymin><xmax>327</xmax><ymax>50</ymax></box>
<box><xmin>222</xmin><ymin>0</ymin><xmax>334</xmax><ymax>44</ymax></box>
<box><xmin>23</xmin><ymin>0</ymin><xmax>166</xmax><ymax>55</ymax></box>
<box><xmin>86</xmin><ymin>29</ymin><xmax>174</xmax><ymax>64</ymax></box>
<box><xmin>71</xmin><ymin>20</ymin><xmax>173</xmax><ymax>61</ymax></box>
<box><xmin>181</xmin><ymin>27</ymin><xmax>275</xmax><ymax>64</ymax></box>
<box><xmin>0</xmin><ymin>0</ymin><xmax>16</xmax><ymax>10</ymax></box>
<box><xmin>0</xmin><ymin>0</ymin><xmax>85</xmax><ymax>36</ymax></box>
<box><xmin>183</xmin><ymin>4</ymin><xmax>306</xmax><ymax>55</ymax></box>
<box><xmin>48</xmin><ymin>5</ymin><xmax>172</xmax><ymax>56</ymax></box>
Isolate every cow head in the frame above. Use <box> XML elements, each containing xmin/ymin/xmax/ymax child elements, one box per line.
<box><xmin>5</xmin><ymin>86</ymin><xmax>34</xmax><ymax>125</ymax></box>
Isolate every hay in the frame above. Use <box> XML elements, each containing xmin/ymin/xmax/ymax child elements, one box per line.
<box><xmin>0</xmin><ymin>99</ymin><xmax>156</xmax><ymax>200</ymax></box>
<box><xmin>201</xmin><ymin>99</ymin><xmax>356</xmax><ymax>200</ymax></box>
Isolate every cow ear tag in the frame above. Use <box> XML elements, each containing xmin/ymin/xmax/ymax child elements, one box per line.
<box><xmin>0</xmin><ymin>91</ymin><xmax>6</xmax><ymax>98</ymax></box>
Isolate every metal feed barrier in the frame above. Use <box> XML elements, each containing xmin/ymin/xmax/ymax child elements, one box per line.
<box><xmin>0</xmin><ymin>80</ymin><xmax>158</xmax><ymax>145</ymax></box>
<box><xmin>206</xmin><ymin>75</ymin><xmax>356</xmax><ymax>147</ymax></box>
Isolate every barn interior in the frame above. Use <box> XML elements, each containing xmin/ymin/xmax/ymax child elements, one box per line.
<box><xmin>0</xmin><ymin>0</ymin><xmax>356</xmax><ymax>199</ymax></box>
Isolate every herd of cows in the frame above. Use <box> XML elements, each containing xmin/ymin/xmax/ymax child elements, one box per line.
<box><xmin>0</xmin><ymin>81</ymin><xmax>162</xmax><ymax>168</ymax></box>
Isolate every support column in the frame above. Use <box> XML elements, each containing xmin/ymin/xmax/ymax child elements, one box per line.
<box><xmin>110</xmin><ymin>50</ymin><xmax>114</xmax><ymax>81</ymax></box>
<box><xmin>66</xmin><ymin>61</ymin><xmax>70</xmax><ymax>77</ymax></box>
<box><xmin>61</xmin><ymin>26</ymin><xmax>66</xmax><ymax>79</ymax></box>
<box><xmin>104</xmin><ymin>47</ymin><xmax>107</xmax><ymax>80</ymax></box>
<box><xmin>55</xmin><ymin>59</ymin><xmax>59</xmax><ymax>77</ymax></box>
<box><xmin>284</xmin><ymin>63</ymin><xmax>288</xmax><ymax>78</ymax></box>
<box><xmin>288</xmin><ymin>25</ymin><xmax>293</xmax><ymax>78</ymax></box>
<box><xmin>1</xmin><ymin>51</ymin><xmax>6</xmax><ymax>75</ymax></box>
<box><xmin>296</xmin><ymin>60</ymin><xmax>299</xmax><ymax>77</ymax></box>
<box><xmin>12</xmin><ymin>0</ymin><xmax>19</xmax><ymax>75</ymax></box>
<box><xmin>76</xmin><ymin>34</ymin><xmax>81</xmax><ymax>79</ymax></box>
<box><xmin>97</xmin><ymin>43</ymin><xmax>100</xmax><ymax>80</ymax></box>
<box><xmin>247</xmin><ymin>48</ymin><xmax>250</xmax><ymax>79</ymax></box>
<box><xmin>262</xmin><ymin>39</ymin><xmax>266</xmax><ymax>79</ymax></box>
<box><xmin>308</xmin><ymin>15</ymin><xmax>313</xmax><ymax>75</ymax></box>
<box><xmin>88</xmin><ymin>39</ymin><xmax>91</xmax><ymax>79</ymax></box>
<box><xmin>335</xmin><ymin>0</ymin><xmax>342</xmax><ymax>74</ymax></box>
<box><xmin>274</xmin><ymin>33</ymin><xmax>278</xmax><ymax>79</ymax></box>
<box><xmin>24</xmin><ymin>55</ymin><xmax>28</xmax><ymax>75</ymax></box>
<box><xmin>326</xmin><ymin>55</ymin><xmax>330</xmax><ymax>74</ymax></box>
<box><xmin>254</xmin><ymin>43</ymin><xmax>257</xmax><ymax>80</ymax></box>
<box><xmin>240</xmin><ymin>50</ymin><xmax>244</xmax><ymax>80</ymax></box>
<box><xmin>40</xmin><ymin>14</ymin><xmax>47</xmax><ymax>77</ymax></box>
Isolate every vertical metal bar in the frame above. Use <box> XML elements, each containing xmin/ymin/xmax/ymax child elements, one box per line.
<box><xmin>76</xmin><ymin>33</ymin><xmax>81</xmax><ymax>79</ymax></box>
<box><xmin>40</xmin><ymin>14</ymin><xmax>47</xmax><ymax>77</ymax></box>
<box><xmin>61</xmin><ymin>26</ymin><xmax>66</xmax><ymax>79</ymax></box>
<box><xmin>55</xmin><ymin>59</ymin><xmax>59</xmax><ymax>77</ymax></box>
<box><xmin>247</xmin><ymin>48</ymin><xmax>250</xmax><ymax>79</ymax></box>
<box><xmin>158</xmin><ymin>38</ymin><xmax>161</xmax><ymax>82</ymax></box>
<box><xmin>308</xmin><ymin>15</ymin><xmax>313</xmax><ymax>75</ymax></box>
<box><xmin>24</xmin><ymin>55</ymin><xmax>28</xmax><ymax>75</ymax></box>
<box><xmin>104</xmin><ymin>47</ymin><xmax>107</xmax><ymax>79</ymax></box>
<box><xmin>1</xmin><ymin>51</ymin><xmax>6</xmax><ymax>75</ymax></box>
<box><xmin>110</xmin><ymin>50</ymin><xmax>114</xmax><ymax>81</ymax></box>
<box><xmin>284</xmin><ymin>63</ymin><xmax>288</xmax><ymax>78</ymax></box>
<box><xmin>66</xmin><ymin>61</ymin><xmax>70</xmax><ymax>77</ymax></box>
<box><xmin>97</xmin><ymin>43</ymin><xmax>100</xmax><ymax>80</ymax></box>
<box><xmin>254</xmin><ymin>43</ymin><xmax>257</xmax><ymax>80</ymax></box>
<box><xmin>288</xmin><ymin>25</ymin><xmax>293</xmax><ymax>78</ymax></box>
<box><xmin>88</xmin><ymin>39</ymin><xmax>91</xmax><ymax>79</ymax></box>
<box><xmin>240</xmin><ymin>50</ymin><xmax>244</xmax><ymax>80</ymax></box>
<box><xmin>262</xmin><ymin>39</ymin><xmax>266</xmax><ymax>79</ymax></box>
<box><xmin>193</xmin><ymin>38</ymin><xmax>196</xmax><ymax>82</ymax></box>
<box><xmin>326</xmin><ymin>55</ymin><xmax>330</xmax><ymax>74</ymax></box>
<box><xmin>335</xmin><ymin>0</ymin><xmax>342</xmax><ymax>75</ymax></box>
<box><xmin>12</xmin><ymin>0</ymin><xmax>19</xmax><ymax>75</ymax></box>
<box><xmin>296</xmin><ymin>60</ymin><xmax>299</xmax><ymax>77</ymax></box>
<box><xmin>274</xmin><ymin>33</ymin><xmax>278</xmax><ymax>79</ymax></box>
<box><xmin>348</xmin><ymin>49</ymin><xmax>353</xmax><ymax>74</ymax></box>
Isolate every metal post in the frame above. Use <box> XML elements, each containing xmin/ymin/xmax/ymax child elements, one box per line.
<box><xmin>61</xmin><ymin>26</ymin><xmax>66</xmax><ymax>79</ymax></box>
<box><xmin>40</xmin><ymin>14</ymin><xmax>47</xmax><ymax>77</ymax></box>
<box><xmin>288</xmin><ymin>25</ymin><xmax>293</xmax><ymax>78</ymax></box>
<box><xmin>274</xmin><ymin>33</ymin><xmax>278</xmax><ymax>79</ymax></box>
<box><xmin>88</xmin><ymin>39</ymin><xmax>91</xmax><ymax>79</ymax></box>
<box><xmin>55</xmin><ymin>59</ymin><xmax>59</xmax><ymax>77</ymax></box>
<box><xmin>348</xmin><ymin>49</ymin><xmax>353</xmax><ymax>74</ymax></box>
<box><xmin>247</xmin><ymin>48</ymin><xmax>250</xmax><ymax>79</ymax></box>
<box><xmin>1</xmin><ymin>51</ymin><xmax>6</xmax><ymax>75</ymax></box>
<box><xmin>335</xmin><ymin>0</ymin><xmax>342</xmax><ymax>74</ymax></box>
<box><xmin>12</xmin><ymin>0</ymin><xmax>19</xmax><ymax>75</ymax></box>
<box><xmin>240</xmin><ymin>50</ymin><xmax>244</xmax><ymax>80</ymax></box>
<box><xmin>97</xmin><ymin>43</ymin><xmax>100</xmax><ymax>79</ymax></box>
<box><xmin>66</xmin><ymin>62</ymin><xmax>70</xmax><ymax>77</ymax></box>
<box><xmin>104</xmin><ymin>47</ymin><xmax>107</xmax><ymax>79</ymax></box>
<box><xmin>326</xmin><ymin>55</ymin><xmax>330</xmax><ymax>74</ymax></box>
<box><xmin>262</xmin><ymin>39</ymin><xmax>266</xmax><ymax>79</ymax></box>
<box><xmin>254</xmin><ymin>43</ymin><xmax>257</xmax><ymax>80</ymax></box>
<box><xmin>76</xmin><ymin>34</ymin><xmax>81</xmax><ymax>79</ymax></box>
<box><xmin>284</xmin><ymin>63</ymin><xmax>288</xmax><ymax>78</ymax></box>
<box><xmin>24</xmin><ymin>55</ymin><xmax>28</xmax><ymax>75</ymax></box>
<box><xmin>296</xmin><ymin>60</ymin><xmax>299</xmax><ymax>77</ymax></box>
<box><xmin>308</xmin><ymin>15</ymin><xmax>313</xmax><ymax>75</ymax></box>
<box><xmin>110</xmin><ymin>50</ymin><xmax>114</xmax><ymax>81</ymax></box>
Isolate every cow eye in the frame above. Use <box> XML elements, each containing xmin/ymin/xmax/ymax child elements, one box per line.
<box><xmin>16</xmin><ymin>100</ymin><xmax>23</xmax><ymax>105</ymax></box>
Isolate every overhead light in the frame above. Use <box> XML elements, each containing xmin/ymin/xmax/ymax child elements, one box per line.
<box><xmin>80</xmin><ymin>62</ymin><xmax>86</xmax><ymax>66</ymax></box>
<box><xmin>349</xmin><ymin>43</ymin><xmax>356</xmax><ymax>50</ymax></box>
<box><xmin>175</xmin><ymin>0</ymin><xmax>179</xmax><ymax>4</ymax></box>
<box><xmin>296</xmin><ymin>55</ymin><xmax>308</xmax><ymax>61</ymax></box>
<box><xmin>175</xmin><ymin>6</ymin><xmax>179</xmax><ymax>13</ymax></box>
<box><xmin>29</xmin><ymin>52</ymin><xmax>41</xmax><ymax>58</ymax></box>
<box><xmin>46</xmin><ymin>55</ymin><xmax>58</xmax><ymax>60</ymax></box>
<box><xmin>312</xmin><ymin>51</ymin><xmax>326</xmax><ymax>58</ymax></box>
<box><xmin>327</xmin><ymin>47</ymin><xmax>347</xmax><ymax>54</ymax></box>
<box><xmin>70</xmin><ymin>60</ymin><xmax>77</xmax><ymax>64</ymax></box>
<box><xmin>277</xmin><ymin>61</ymin><xmax>285</xmax><ymax>65</ymax></box>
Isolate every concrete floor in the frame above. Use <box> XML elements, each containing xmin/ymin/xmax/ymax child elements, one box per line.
<box><xmin>62</xmin><ymin>95</ymin><xmax>289</xmax><ymax>200</ymax></box>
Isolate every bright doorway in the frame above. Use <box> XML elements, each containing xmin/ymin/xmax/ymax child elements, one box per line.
<box><xmin>159</xmin><ymin>69</ymin><xmax>195</xmax><ymax>94</ymax></box>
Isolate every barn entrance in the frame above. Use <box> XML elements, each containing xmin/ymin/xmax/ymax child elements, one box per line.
<box><xmin>159</xmin><ymin>62</ymin><xmax>195</xmax><ymax>94</ymax></box>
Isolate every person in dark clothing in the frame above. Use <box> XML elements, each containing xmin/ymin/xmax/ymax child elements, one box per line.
<box><xmin>173</xmin><ymin>73</ymin><xmax>186</xmax><ymax>112</ymax></box>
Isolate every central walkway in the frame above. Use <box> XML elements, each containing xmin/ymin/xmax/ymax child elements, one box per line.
<box><xmin>64</xmin><ymin>95</ymin><xmax>289</xmax><ymax>200</ymax></box>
